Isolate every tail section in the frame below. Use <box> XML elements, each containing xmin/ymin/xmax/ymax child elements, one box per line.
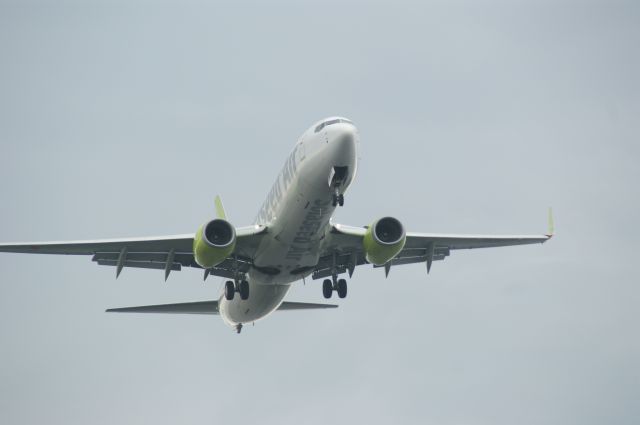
<box><xmin>106</xmin><ymin>300</ymin><xmax>338</xmax><ymax>315</ymax></box>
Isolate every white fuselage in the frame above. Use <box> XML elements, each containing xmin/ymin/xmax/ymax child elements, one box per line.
<box><xmin>219</xmin><ymin>118</ymin><xmax>358</xmax><ymax>327</ymax></box>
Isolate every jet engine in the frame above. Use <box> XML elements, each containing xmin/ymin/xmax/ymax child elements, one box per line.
<box><xmin>362</xmin><ymin>216</ymin><xmax>406</xmax><ymax>266</ymax></box>
<box><xmin>193</xmin><ymin>219</ymin><xmax>236</xmax><ymax>269</ymax></box>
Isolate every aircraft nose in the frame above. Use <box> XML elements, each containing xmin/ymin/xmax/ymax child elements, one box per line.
<box><xmin>337</xmin><ymin>129</ymin><xmax>354</xmax><ymax>148</ymax></box>
<box><xmin>331</xmin><ymin>126</ymin><xmax>357</xmax><ymax>163</ymax></box>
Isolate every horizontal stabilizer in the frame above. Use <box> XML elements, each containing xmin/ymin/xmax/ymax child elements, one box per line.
<box><xmin>107</xmin><ymin>300</ymin><xmax>218</xmax><ymax>314</ymax></box>
<box><xmin>106</xmin><ymin>300</ymin><xmax>338</xmax><ymax>315</ymax></box>
<box><xmin>274</xmin><ymin>301</ymin><xmax>338</xmax><ymax>310</ymax></box>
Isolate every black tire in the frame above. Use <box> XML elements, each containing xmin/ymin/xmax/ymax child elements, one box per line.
<box><xmin>322</xmin><ymin>279</ymin><xmax>333</xmax><ymax>299</ymax></box>
<box><xmin>338</xmin><ymin>194</ymin><xmax>344</xmax><ymax>207</ymax></box>
<box><xmin>337</xmin><ymin>279</ymin><xmax>347</xmax><ymax>298</ymax></box>
<box><xmin>239</xmin><ymin>280</ymin><xmax>250</xmax><ymax>300</ymax></box>
<box><xmin>225</xmin><ymin>281</ymin><xmax>235</xmax><ymax>300</ymax></box>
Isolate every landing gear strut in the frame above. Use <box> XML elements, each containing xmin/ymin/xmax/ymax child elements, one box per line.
<box><xmin>224</xmin><ymin>279</ymin><xmax>250</xmax><ymax>301</ymax></box>
<box><xmin>225</xmin><ymin>256</ymin><xmax>250</xmax><ymax>301</ymax></box>
<box><xmin>330</xmin><ymin>166</ymin><xmax>347</xmax><ymax>207</ymax></box>
<box><xmin>322</xmin><ymin>276</ymin><xmax>348</xmax><ymax>299</ymax></box>
<box><xmin>332</xmin><ymin>191</ymin><xmax>344</xmax><ymax>207</ymax></box>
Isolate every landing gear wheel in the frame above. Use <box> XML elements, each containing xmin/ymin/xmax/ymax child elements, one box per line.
<box><xmin>322</xmin><ymin>279</ymin><xmax>333</xmax><ymax>299</ymax></box>
<box><xmin>332</xmin><ymin>193</ymin><xmax>344</xmax><ymax>207</ymax></box>
<box><xmin>239</xmin><ymin>280</ymin><xmax>250</xmax><ymax>300</ymax></box>
<box><xmin>225</xmin><ymin>281</ymin><xmax>235</xmax><ymax>300</ymax></box>
<box><xmin>337</xmin><ymin>278</ymin><xmax>347</xmax><ymax>298</ymax></box>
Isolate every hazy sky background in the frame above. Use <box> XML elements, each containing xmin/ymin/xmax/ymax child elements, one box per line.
<box><xmin>1</xmin><ymin>1</ymin><xmax>638</xmax><ymax>424</ymax></box>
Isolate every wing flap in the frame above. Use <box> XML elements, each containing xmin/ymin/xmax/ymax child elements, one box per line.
<box><xmin>97</xmin><ymin>260</ymin><xmax>182</xmax><ymax>272</ymax></box>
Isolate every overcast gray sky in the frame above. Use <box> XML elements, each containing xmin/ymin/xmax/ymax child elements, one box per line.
<box><xmin>0</xmin><ymin>1</ymin><xmax>638</xmax><ymax>424</ymax></box>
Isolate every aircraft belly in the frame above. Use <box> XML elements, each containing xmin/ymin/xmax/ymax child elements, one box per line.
<box><xmin>260</xmin><ymin>207</ymin><xmax>333</xmax><ymax>278</ymax></box>
<box><xmin>253</xmin><ymin>167</ymin><xmax>335</xmax><ymax>285</ymax></box>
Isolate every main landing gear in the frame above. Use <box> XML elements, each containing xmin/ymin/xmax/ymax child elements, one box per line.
<box><xmin>225</xmin><ymin>279</ymin><xmax>250</xmax><ymax>301</ymax></box>
<box><xmin>322</xmin><ymin>276</ymin><xmax>347</xmax><ymax>299</ymax></box>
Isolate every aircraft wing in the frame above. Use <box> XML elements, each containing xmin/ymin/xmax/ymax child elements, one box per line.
<box><xmin>313</xmin><ymin>215</ymin><xmax>552</xmax><ymax>279</ymax></box>
<box><xmin>0</xmin><ymin>225</ymin><xmax>267</xmax><ymax>280</ymax></box>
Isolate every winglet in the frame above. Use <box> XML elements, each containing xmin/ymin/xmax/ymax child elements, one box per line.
<box><xmin>547</xmin><ymin>207</ymin><xmax>554</xmax><ymax>238</ymax></box>
<box><xmin>215</xmin><ymin>195</ymin><xmax>227</xmax><ymax>220</ymax></box>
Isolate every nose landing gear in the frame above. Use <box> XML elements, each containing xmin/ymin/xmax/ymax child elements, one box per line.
<box><xmin>330</xmin><ymin>166</ymin><xmax>347</xmax><ymax>207</ymax></box>
<box><xmin>332</xmin><ymin>191</ymin><xmax>344</xmax><ymax>207</ymax></box>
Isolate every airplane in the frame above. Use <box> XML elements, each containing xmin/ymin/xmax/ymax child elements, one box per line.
<box><xmin>0</xmin><ymin>117</ymin><xmax>553</xmax><ymax>333</ymax></box>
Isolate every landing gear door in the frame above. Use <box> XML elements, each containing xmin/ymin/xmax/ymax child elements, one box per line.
<box><xmin>328</xmin><ymin>166</ymin><xmax>348</xmax><ymax>188</ymax></box>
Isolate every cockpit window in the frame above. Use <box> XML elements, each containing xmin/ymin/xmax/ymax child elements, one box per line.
<box><xmin>314</xmin><ymin>118</ymin><xmax>353</xmax><ymax>133</ymax></box>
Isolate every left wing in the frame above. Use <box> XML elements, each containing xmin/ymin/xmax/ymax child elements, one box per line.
<box><xmin>312</xmin><ymin>216</ymin><xmax>552</xmax><ymax>279</ymax></box>
<box><xmin>0</xmin><ymin>225</ymin><xmax>267</xmax><ymax>280</ymax></box>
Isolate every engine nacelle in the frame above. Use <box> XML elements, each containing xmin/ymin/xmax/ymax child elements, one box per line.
<box><xmin>363</xmin><ymin>216</ymin><xmax>406</xmax><ymax>266</ymax></box>
<box><xmin>193</xmin><ymin>219</ymin><xmax>236</xmax><ymax>269</ymax></box>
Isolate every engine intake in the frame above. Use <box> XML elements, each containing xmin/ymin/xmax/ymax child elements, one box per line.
<box><xmin>193</xmin><ymin>219</ymin><xmax>236</xmax><ymax>268</ymax></box>
<box><xmin>363</xmin><ymin>217</ymin><xmax>406</xmax><ymax>266</ymax></box>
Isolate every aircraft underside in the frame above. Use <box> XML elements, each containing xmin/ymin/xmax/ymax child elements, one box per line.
<box><xmin>0</xmin><ymin>117</ymin><xmax>552</xmax><ymax>334</ymax></box>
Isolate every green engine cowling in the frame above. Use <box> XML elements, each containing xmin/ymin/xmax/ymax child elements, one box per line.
<box><xmin>363</xmin><ymin>217</ymin><xmax>406</xmax><ymax>266</ymax></box>
<box><xmin>193</xmin><ymin>219</ymin><xmax>236</xmax><ymax>269</ymax></box>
